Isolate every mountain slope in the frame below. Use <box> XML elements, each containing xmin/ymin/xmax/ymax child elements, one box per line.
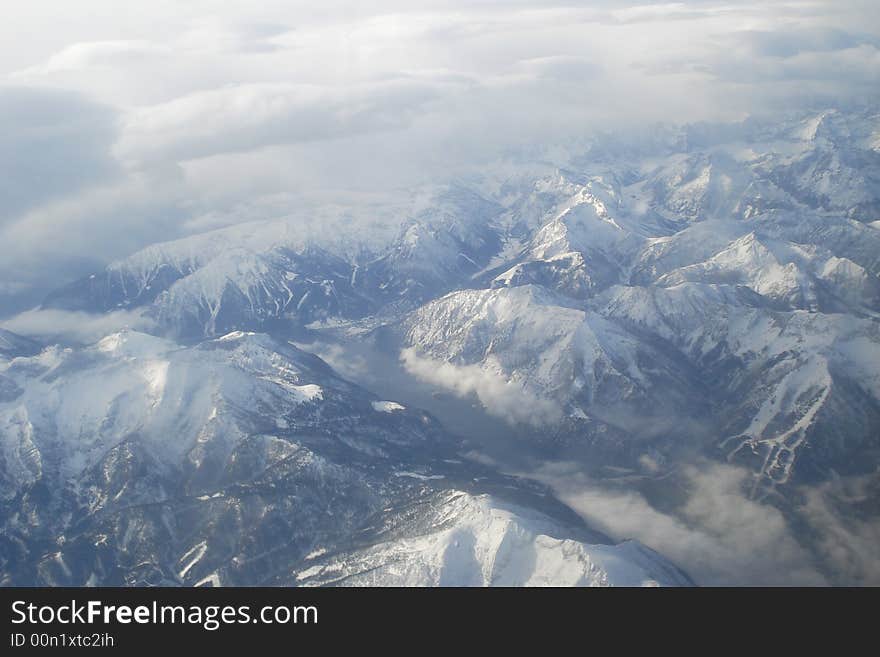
<box><xmin>19</xmin><ymin>107</ymin><xmax>880</xmax><ymax>585</ymax></box>
<box><xmin>0</xmin><ymin>330</ymin><xmax>690</xmax><ymax>586</ymax></box>
<box><xmin>42</xmin><ymin>187</ymin><xmax>504</xmax><ymax>339</ymax></box>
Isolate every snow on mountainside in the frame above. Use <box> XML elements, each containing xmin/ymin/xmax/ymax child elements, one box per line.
<box><xmin>646</xmin><ymin>151</ymin><xmax>755</xmax><ymax>223</ymax></box>
<box><xmin>594</xmin><ymin>283</ymin><xmax>880</xmax><ymax>486</ymax></box>
<box><xmin>297</xmin><ymin>491</ymin><xmax>690</xmax><ymax>587</ymax></box>
<box><xmin>16</xmin><ymin>107</ymin><xmax>880</xmax><ymax>585</ymax></box>
<box><xmin>655</xmin><ymin>232</ymin><xmax>880</xmax><ymax>312</ymax></box>
<box><xmin>0</xmin><ymin>330</ymin><xmax>690</xmax><ymax>586</ymax></box>
<box><xmin>39</xmin><ymin>110</ymin><xmax>880</xmax><ymax>340</ymax></box>
<box><xmin>42</xmin><ymin>187</ymin><xmax>504</xmax><ymax>338</ymax></box>
<box><xmin>0</xmin><ymin>330</ymin><xmax>345</xmax><ymax>498</ymax></box>
<box><xmin>760</xmin><ymin>110</ymin><xmax>880</xmax><ymax>221</ymax></box>
<box><xmin>403</xmin><ymin>277</ymin><xmax>880</xmax><ymax>488</ymax></box>
<box><xmin>393</xmin><ymin>110</ymin><xmax>880</xmax><ymax>496</ymax></box>
<box><xmin>403</xmin><ymin>285</ymin><xmax>698</xmax><ymax>432</ymax></box>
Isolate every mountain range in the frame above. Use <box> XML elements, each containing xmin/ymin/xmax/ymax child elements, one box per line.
<box><xmin>3</xmin><ymin>108</ymin><xmax>879</xmax><ymax>585</ymax></box>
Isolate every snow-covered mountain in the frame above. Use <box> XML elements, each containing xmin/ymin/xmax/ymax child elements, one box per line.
<box><xmin>42</xmin><ymin>187</ymin><xmax>504</xmax><ymax>338</ymax></box>
<box><xmin>297</xmin><ymin>491</ymin><xmax>688</xmax><ymax>587</ymax></box>
<box><xmin>403</xmin><ymin>284</ymin><xmax>700</xmax><ymax>433</ymax></box>
<box><xmin>393</xmin><ymin>111</ymin><xmax>880</xmax><ymax>500</ymax></box>
<box><xmin>0</xmin><ymin>330</ymin><xmax>689</xmax><ymax>586</ymax></box>
<box><xmin>8</xmin><ymin>107</ymin><xmax>880</xmax><ymax>585</ymax></box>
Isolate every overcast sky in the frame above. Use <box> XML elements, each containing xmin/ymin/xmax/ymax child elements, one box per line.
<box><xmin>1</xmin><ymin>1</ymin><xmax>879</xmax><ymax>313</ymax></box>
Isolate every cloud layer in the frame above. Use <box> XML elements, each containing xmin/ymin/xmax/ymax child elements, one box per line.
<box><xmin>1</xmin><ymin>1</ymin><xmax>879</xmax><ymax>313</ymax></box>
<box><xmin>401</xmin><ymin>347</ymin><xmax>564</xmax><ymax>426</ymax></box>
<box><xmin>534</xmin><ymin>460</ymin><xmax>880</xmax><ymax>586</ymax></box>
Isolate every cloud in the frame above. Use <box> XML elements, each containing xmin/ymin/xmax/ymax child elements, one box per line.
<box><xmin>296</xmin><ymin>340</ymin><xmax>372</xmax><ymax>382</ymax></box>
<box><xmin>2</xmin><ymin>308</ymin><xmax>156</xmax><ymax>344</ymax></box>
<box><xmin>1</xmin><ymin>1</ymin><xmax>878</xmax><ymax>311</ymax></box>
<box><xmin>19</xmin><ymin>40</ymin><xmax>171</xmax><ymax>75</ymax></box>
<box><xmin>608</xmin><ymin>2</ymin><xmax>726</xmax><ymax>24</ymax></box>
<box><xmin>800</xmin><ymin>472</ymin><xmax>880</xmax><ymax>585</ymax></box>
<box><xmin>400</xmin><ymin>347</ymin><xmax>563</xmax><ymax>426</ymax></box>
<box><xmin>0</xmin><ymin>167</ymin><xmax>194</xmax><ymax>317</ymax></box>
<box><xmin>114</xmin><ymin>79</ymin><xmax>449</xmax><ymax>165</ymax></box>
<box><xmin>175</xmin><ymin>21</ymin><xmax>289</xmax><ymax>54</ymax></box>
<box><xmin>530</xmin><ymin>457</ymin><xmax>880</xmax><ymax>585</ymax></box>
<box><xmin>738</xmin><ymin>27</ymin><xmax>880</xmax><ymax>58</ymax></box>
<box><xmin>0</xmin><ymin>86</ymin><xmax>119</xmax><ymax>224</ymax></box>
<box><xmin>515</xmin><ymin>55</ymin><xmax>601</xmax><ymax>82</ymax></box>
<box><xmin>533</xmin><ymin>460</ymin><xmax>830</xmax><ymax>585</ymax></box>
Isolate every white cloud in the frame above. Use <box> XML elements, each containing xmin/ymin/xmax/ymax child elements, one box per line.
<box><xmin>401</xmin><ymin>347</ymin><xmax>563</xmax><ymax>426</ymax></box>
<box><xmin>530</xmin><ymin>457</ymin><xmax>880</xmax><ymax>585</ymax></box>
<box><xmin>0</xmin><ymin>86</ymin><xmax>119</xmax><ymax>224</ymax></box>
<box><xmin>2</xmin><ymin>308</ymin><xmax>156</xmax><ymax>344</ymax></box>
<box><xmin>114</xmin><ymin>79</ymin><xmax>449</xmax><ymax>165</ymax></box>
<box><xmin>800</xmin><ymin>473</ymin><xmax>880</xmax><ymax>585</ymax></box>
<box><xmin>20</xmin><ymin>40</ymin><xmax>170</xmax><ymax>75</ymax></box>
<box><xmin>0</xmin><ymin>1</ymin><xmax>878</xmax><ymax>311</ymax></box>
<box><xmin>533</xmin><ymin>460</ymin><xmax>830</xmax><ymax>585</ymax></box>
